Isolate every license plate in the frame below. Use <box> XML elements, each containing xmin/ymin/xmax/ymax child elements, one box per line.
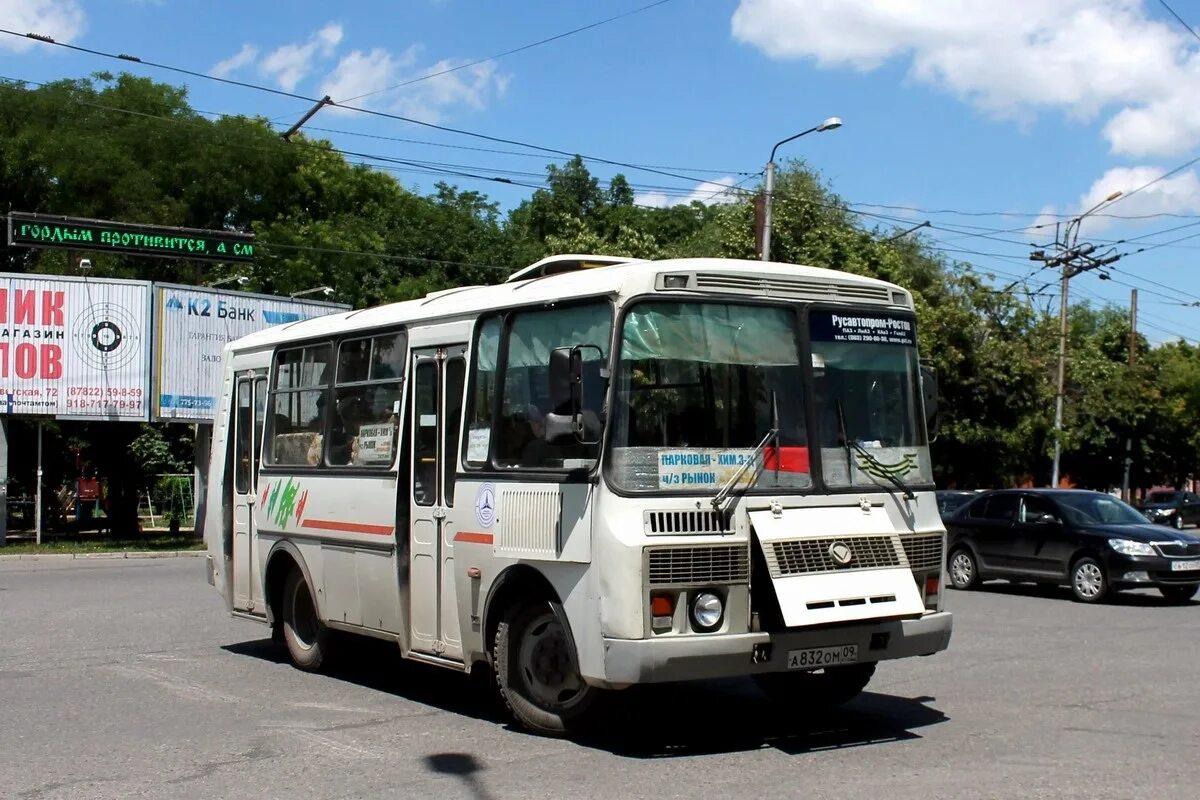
<box><xmin>787</xmin><ymin>644</ymin><xmax>858</xmax><ymax>670</ymax></box>
<box><xmin>1170</xmin><ymin>560</ymin><xmax>1200</xmax><ymax>572</ymax></box>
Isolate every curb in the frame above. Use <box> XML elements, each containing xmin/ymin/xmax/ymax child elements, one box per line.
<box><xmin>0</xmin><ymin>550</ymin><xmax>206</xmax><ymax>562</ymax></box>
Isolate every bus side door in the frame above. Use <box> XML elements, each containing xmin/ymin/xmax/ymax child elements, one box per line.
<box><xmin>408</xmin><ymin>345</ymin><xmax>467</xmax><ymax>659</ymax></box>
<box><xmin>231</xmin><ymin>372</ymin><xmax>266</xmax><ymax>612</ymax></box>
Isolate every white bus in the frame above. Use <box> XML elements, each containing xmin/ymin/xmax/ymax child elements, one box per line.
<box><xmin>202</xmin><ymin>254</ymin><xmax>953</xmax><ymax>735</ymax></box>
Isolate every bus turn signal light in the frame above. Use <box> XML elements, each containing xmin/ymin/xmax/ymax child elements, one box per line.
<box><xmin>650</xmin><ymin>593</ymin><xmax>676</xmax><ymax>617</ymax></box>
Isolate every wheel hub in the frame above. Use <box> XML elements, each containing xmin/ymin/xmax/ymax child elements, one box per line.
<box><xmin>1075</xmin><ymin>563</ymin><xmax>1103</xmax><ymax>598</ymax></box>
<box><xmin>520</xmin><ymin>615</ymin><xmax>583</xmax><ymax>709</ymax></box>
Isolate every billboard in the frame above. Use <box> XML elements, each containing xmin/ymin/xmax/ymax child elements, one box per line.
<box><xmin>153</xmin><ymin>284</ymin><xmax>349</xmax><ymax>422</ymax></box>
<box><xmin>0</xmin><ymin>272</ymin><xmax>152</xmax><ymax>420</ymax></box>
<box><xmin>7</xmin><ymin>212</ymin><xmax>255</xmax><ymax>263</ymax></box>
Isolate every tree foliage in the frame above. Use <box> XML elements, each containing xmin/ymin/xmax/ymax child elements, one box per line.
<box><xmin>1</xmin><ymin>73</ymin><xmax>1196</xmax><ymax>535</ymax></box>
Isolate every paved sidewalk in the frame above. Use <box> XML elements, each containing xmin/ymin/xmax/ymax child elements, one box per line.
<box><xmin>0</xmin><ymin>549</ymin><xmax>205</xmax><ymax>562</ymax></box>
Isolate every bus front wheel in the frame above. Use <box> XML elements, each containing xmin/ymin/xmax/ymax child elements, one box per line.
<box><xmin>493</xmin><ymin>601</ymin><xmax>598</xmax><ymax>736</ymax></box>
<box><xmin>281</xmin><ymin>568</ymin><xmax>328</xmax><ymax>672</ymax></box>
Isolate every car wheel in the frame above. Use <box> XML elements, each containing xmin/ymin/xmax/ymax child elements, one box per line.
<box><xmin>1070</xmin><ymin>556</ymin><xmax>1108</xmax><ymax>603</ymax></box>
<box><xmin>1174</xmin><ymin>515</ymin><xmax>1184</xmax><ymax>530</ymax></box>
<box><xmin>948</xmin><ymin>547</ymin><xmax>979</xmax><ymax>590</ymax></box>
<box><xmin>1160</xmin><ymin>584</ymin><xmax>1198</xmax><ymax>603</ymax></box>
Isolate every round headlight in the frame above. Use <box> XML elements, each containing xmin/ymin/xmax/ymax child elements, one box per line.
<box><xmin>691</xmin><ymin>592</ymin><xmax>723</xmax><ymax>630</ymax></box>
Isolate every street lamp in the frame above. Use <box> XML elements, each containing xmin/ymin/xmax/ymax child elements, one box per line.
<box><xmin>761</xmin><ymin>116</ymin><xmax>843</xmax><ymax>262</ymax></box>
<box><xmin>1049</xmin><ymin>189</ymin><xmax>1123</xmax><ymax>487</ymax></box>
<box><xmin>208</xmin><ymin>275</ymin><xmax>249</xmax><ymax>288</ymax></box>
<box><xmin>291</xmin><ymin>285</ymin><xmax>334</xmax><ymax>299</ymax></box>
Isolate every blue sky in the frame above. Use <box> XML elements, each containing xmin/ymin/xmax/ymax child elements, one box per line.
<box><xmin>5</xmin><ymin>0</ymin><xmax>1200</xmax><ymax>344</ymax></box>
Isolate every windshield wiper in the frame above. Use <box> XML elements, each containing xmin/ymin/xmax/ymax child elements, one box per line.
<box><xmin>711</xmin><ymin>393</ymin><xmax>780</xmax><ymax>513</ymax></box>
<box><xmin>835</xmin><ymin>399</ymin><xmax>915</xmax><ymax>500</ymax></box>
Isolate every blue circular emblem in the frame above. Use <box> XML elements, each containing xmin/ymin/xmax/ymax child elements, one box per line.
<box><xmin>475</xmin><ymin>483</ymin><xmax>496</xmax><ymax>528</ymax></box>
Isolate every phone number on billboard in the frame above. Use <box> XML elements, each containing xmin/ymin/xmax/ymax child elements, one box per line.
<box><xmin>66</xmin><ymin>386</ymin><xmax>145</xmax><ymax>398</ymax></box>
<box><xmin>65</xmin><ymin>398</ymin><xmax>144</xmax><ymax>411</ymax></box>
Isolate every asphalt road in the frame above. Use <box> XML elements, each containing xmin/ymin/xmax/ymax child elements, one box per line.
<box><xmin>1</xmin><ymin>559</ymin><xmax>1198</xmax><ymax>800</ymax></box>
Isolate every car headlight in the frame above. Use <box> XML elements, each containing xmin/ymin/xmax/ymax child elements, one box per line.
<box><xmin>1109</xmin><ymin>538</ymin><xmax>1156</xmax><ymax>557</ymax></box>
<box><xmin>690</xmin><ymin>591</ymin><xmax>724</xmax><ymax>631</ymax></box>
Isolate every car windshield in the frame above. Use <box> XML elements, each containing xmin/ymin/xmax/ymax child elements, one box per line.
<box><xmin>608</xmin><ymin>301</ymin><xmax>812</xmax><ymax>493</ymax></box>
<box><xmin>809</xmin><ymin>309</ymin><xmax>931</xmax><ymax>490</ymax></box>
<box><xmin>1147</xmin><ymin>491</ymin><xmax>1181</xmax><ymax>504</ymax></box>
<box><xmin>1055</xmin><ymin>493</ymin><xmax>1150</xmax><ymax>526</ymax></box>
<box><xmin>939</xmin><ymin>492</ymin><xmax>975</xmax><ymax>514</ymax></box>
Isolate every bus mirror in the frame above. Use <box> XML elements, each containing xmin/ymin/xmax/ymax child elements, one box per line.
<box><xmin>920</xmin><ymin>365</ymin><xmax>939</xmax><ymax>441</ymax></box>
<box><xmin>548</xmin><ymin>347</ymin><xmax>579</xmax><ymax>416</ymax></box>
<box><xmin>546</xmin><ymin>345</ymin><xmax>604</xmax><ymax>446</ymax></box>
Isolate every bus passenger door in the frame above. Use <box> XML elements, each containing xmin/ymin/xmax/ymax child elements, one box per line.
<box><xmin>408</xmin><ymin>345</ymin><xmax>467</xmax><ymax>659</ymax></box>
<box><xmin>231</xmin><ymin>373</ymin><xmax>263</xmax><ymax>611</ymax></box>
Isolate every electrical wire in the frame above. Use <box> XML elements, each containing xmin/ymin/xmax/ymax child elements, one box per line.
<box><xmin>0</xmin><ymin>27</ymin><xmax>743</xmax><ymax>194</ymax></box>
<box><xmin>1158</xmin><ymin>0</ymin><xmax>1200</xmax><ymax>45</ymax></box>
<box><xmin>339</xmin><ymin>0</ymin><xmax>677</xmax><ymax>103</ymax></box>
<box><xmin>0</xmin><ymin>74</ymin><xmax>752</xmax><ymax>202</ymax></box>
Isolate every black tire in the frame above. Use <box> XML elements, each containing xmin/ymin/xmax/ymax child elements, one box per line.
<box><xmin>1160</xmin><ymin>584</ymin><xmax>1199</xmax><ymax>603</ymax></box>
<box><xmin>494</xmin><ymin>601</ymin><xmax>598</xmax><ymax>736</ymax></box>
<box><xmin>1070</xmin><ymin>556</ymin><xmax>1109</xmax><ymax>603</ymax></box>
<box><xmin>947</xmin><ymin>547</ymin><xmax>979</xmax><ymax>590</ymax></box>
<box><xmin>281</xmin><ymin>568</ymin><xmax>328</xmax><ymax>671</ymax></box>
<box><xmin>753</xmin><ymin>662</ymin><xmax>877</xmax><ymax>709</ymax></box>
<box><xmin>1173</xmin><ymin>514</ymin><xmax>1184</xmax><ymax>530</ymax></box>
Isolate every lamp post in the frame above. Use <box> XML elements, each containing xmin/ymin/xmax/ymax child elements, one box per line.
<box><xmin>761</xmin><ymin>116</ymin><xmax>843</xmax><ymax>262</ymax></box>
<box><xmin>1049</xmin><ymin>189</ymin><xmax>1122</xmax><ymax>487</ymax></box>
<box><xmin>208</xmin><ymin>275</ymin><xmax>248</xmax><ymax>288</ymax></box>
<box><xmin>291</xmin><ymin>286</ymin><xmax>334</xmax><ymax>299</ymax></box>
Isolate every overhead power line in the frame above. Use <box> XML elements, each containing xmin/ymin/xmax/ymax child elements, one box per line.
<box><xmin>339</xmin><ymin>0</ymin><xmax>677</xmax><ymax>104</ymax></box>
<box><xmin>0</xmin><ymin>74</ymin><xmax>756</xmax><ymax>203</ymax></box>
<box><xmin>0</xmin><ymin>27</ymin><xmax>741</xmax><ymax>194</ymax></box>
<box><xmin>1158</xmin><ymin>0</ymin><xmax>1200</xmax><ymax>45</ymax></box>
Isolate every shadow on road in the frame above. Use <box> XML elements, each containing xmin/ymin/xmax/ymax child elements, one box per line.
<box><xmin>223</xmin><ymin>635</ymin><xmax>948</xmax><ymax>759</ymax></box>
<box><xmin>967</xmin><ymin>581</ymin><xmax>1196</xmax><ymax>607</ymax></box>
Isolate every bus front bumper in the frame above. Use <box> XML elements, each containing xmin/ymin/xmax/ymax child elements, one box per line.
<box><xmin>594</xmin><ymin>611</ymin><xmax>952</xmax><ymax>687</ymax></box>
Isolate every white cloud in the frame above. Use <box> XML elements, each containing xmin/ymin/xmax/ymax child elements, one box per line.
<box><xmin>1074</xmin><ymin>166</ymin><xmax>1200</xmax><ymax>234</ymax></box>
<box><xmin>260</xmin><ymin>22</ymin><xmax>344</xmax><ymax>91</ymax></box>
<box><xmin>210</xmin><ymin>44</ymin><xmax>258</xmax><ymax>79</ymax></box>
<box><xmin>730</xmin><ymin>0</ymin><xmax>1200</xmax><ymax>158</ymax></box>
<box><xmin>320</xmin><ymin>48</ymin><xmax>509</xmax><ymax>123</ymax></box>
<box><xmin>0</xmin><ymin>0</ymin><xmax>85</xmax><ymax>51</ymax></box>
<box><xmin>636</xmin><ymin>176</ymin><xmax>742</xmax><ymax>208</ymax></box>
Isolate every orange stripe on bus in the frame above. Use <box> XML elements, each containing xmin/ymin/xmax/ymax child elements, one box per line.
<box><xmin>454</xmin><ymin>531</ymin><xmax>494</xmax><ymax>544</ymax></box>
<box><xmin>300</xmin><ymin>519</ymin><xmax>395</xmax><ymax>536</ymax></box>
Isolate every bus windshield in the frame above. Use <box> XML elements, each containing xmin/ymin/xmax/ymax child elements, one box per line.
<box><xmin>809</xmin><ymin>309</ymin><xmax>931</xmax><ymax>490</ymax></box>
<box><xmin>608</xmin><ymin>301</ymin><xmax>812</xmax><ymax>492</ymax></box>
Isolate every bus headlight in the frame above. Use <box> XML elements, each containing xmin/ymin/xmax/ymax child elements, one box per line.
<box><xmin>690</xmin><ymin>591</ymin><xmax>724</xmax><ymax>631</ymax></box>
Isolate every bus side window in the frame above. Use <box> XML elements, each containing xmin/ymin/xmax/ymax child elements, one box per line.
<box><xmin>464</xmin><ymin>316</ymin><xmax>501</xmax><ymax>467</ymax></box>
<box><xmin>326</xmin><ymin>331</ymin><xmax>406</xmax><ymax>468</ymax></box>
<box><xmin>267</xmin><ymin>344</ymin><xmax>332</xmax><ymax>466</ymax></box>
<box><xmin>493</xmin><ymin>302</ymin><xmax>612</xmax><ymax>469</ymax></box>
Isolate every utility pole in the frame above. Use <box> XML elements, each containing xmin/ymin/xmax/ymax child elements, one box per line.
<box><xmin>1122</xmin><ymin>288</ymin><xmax>1137</xmax><ymax>502</ymax></box>
<box><xmin>1030</xmin><ymin>190</ymin><xmax>1124</xmax><ymax>487</ymax></box>
<box><xmin>760</xmin><ymin>117</ymin><xmax>842</xmax><ymax>261</ymax></box>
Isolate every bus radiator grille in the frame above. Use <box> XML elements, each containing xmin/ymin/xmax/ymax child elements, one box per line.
<box><xmin>646</xmin><ymin>545</ymin><xmax>750</xmax><ymax>585</ymax></box>
<box><xmin>645</xmin><ymin>510</ymin><xmax>731</xmax><ymax>535</ymax></box>
<box><xmin>767</xmin><ymin>536</ymin><xmax>899</xmax><ymax>576</ymax></box>
<box><xmin>900</xmin><ymin>533</ymin><xmax>944</xmax><ymax>573</ymax></box>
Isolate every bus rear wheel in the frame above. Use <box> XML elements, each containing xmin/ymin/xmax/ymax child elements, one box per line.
<box><xmin>281</xmin><ymin>568</ymin><xmax>328</xmax><ymax>672</ymax></box>
<box><xmin>753</xmin><ymin>662</ymin><xmax>877</xmax><ymax>709</ymax></box>
<box><xmin>493</xmin><ymin>601</ymin><xmax>598</xmax><ymax>736</ymax></box>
